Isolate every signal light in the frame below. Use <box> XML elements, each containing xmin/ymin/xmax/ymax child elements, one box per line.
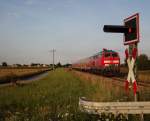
<box><xmin>128</xmin><ymin>28</ymin><xmax>132</xmax><ymax>33</ymax></box>
<box><xmin>124</xmin><ymin>13</ymin><xmax>139</xmax><ymax>45</ymax></box>
<box><xmin>103</xmin><ymin>13</ymin><xmax>139</xmax><ymax>45</ymax></box>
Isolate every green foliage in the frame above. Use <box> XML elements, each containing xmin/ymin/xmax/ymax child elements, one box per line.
<box><xmin>56</xmin><ymin>62</ymin><xmax>62</xmax><ymax>68</ymax></box>
<box><xmin>2</xmin><ymin>62</ymin><xmax>7</xmax><ymax>67</ymax></box>
<box><xmin>0</xmin><ymin>69</ymin><xmax>148</xmax><ymax>120</ymax></box>
<box><xmin>0</xmin><ymin>69</ymin><xmax>97</xmax><ymax>121</ymax></box>
<box><xmin>137</xmin><ymin>54</ymin><xmax>150</xmax><ymax>70</ymax></box>
<box><xmin>62</xmin><ymin>63</ymin><xmax>72</xmax><ymax>68</ymax></box>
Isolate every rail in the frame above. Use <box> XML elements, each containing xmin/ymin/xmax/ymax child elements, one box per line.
<box><xmin>111</xmin><ymin>76</ymin><xmax>150</xmax><ymax>88</ymax></box>
<box><xmin>79</xmin><ymin>97</ymin><xmax>150</xmax><ymax>114</ymax></box>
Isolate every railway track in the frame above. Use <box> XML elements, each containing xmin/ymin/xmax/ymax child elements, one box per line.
<box><xmin>80</xmin><ymin>70</ymin><xmax>150</xmax><ymax>88</ymax></box>
<box><xmin>95</xmin><ymin>71</ymin><xmax>150</xmax><ymax>88</ymax></box>
<box><xmin>111</xmin><ymin>76</ymin><xmax>150</xmax><ymax>88</ymax></box>
<box><xmin>73</xmin><ymin>69</ymin><xmax>150</xmax><ymax>88</ymax></box>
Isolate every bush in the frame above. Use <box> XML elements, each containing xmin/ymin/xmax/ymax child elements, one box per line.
<box><xmin>137</xmin><ymin>54</ymin><xmax>150</xmax><ymax>70</ymax></box>
<box><xmin>2</xmin><ymin>62</ymin><xmax>7</xmax><ymax>67</ymax></box>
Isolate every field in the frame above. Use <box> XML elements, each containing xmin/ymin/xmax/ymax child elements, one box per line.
<box><xmin>120</xmin><ymin>67</ymin><xmax>150</xmax><ymax>82</ymax></box>
<box><xmin>0</xmin><ymin>69</ymin><xmax>97</xmax><ymax>120</ymax></box>
<box><xmin>0</xmin><ymin>68</ymin><xmax>50</xmax><ymax>84</ymax></box>
<box><xmin>138</xmin><ymin>70</ymin><xmax>150</xmax><ymax>82</ymax></box>
<box><xmin>0</xmin><ymin>68</ymin><xmax>149</xmax><ymax>121</ymax></box>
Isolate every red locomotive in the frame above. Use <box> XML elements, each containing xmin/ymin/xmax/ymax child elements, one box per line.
<box><xmin>72</xmin><ymin>49</ymin><xmax>120</xmax><ymax>74</ymax></box>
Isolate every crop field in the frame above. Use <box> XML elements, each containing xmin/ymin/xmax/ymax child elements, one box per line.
<box><xmin>0</xmin><ymin>68</ymin><xmax>50</xmax><ymax>83</ymax></box>
<box><xmin>0</xmin><ymin>68</ymin><xmax>149</xmax><ymax>121</ymax></box>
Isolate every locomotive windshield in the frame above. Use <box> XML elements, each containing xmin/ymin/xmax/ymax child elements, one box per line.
<box><xmin>104</xmin><ymin>53</ymin><xmax>111</xmax><ymax>57</ymax></box>
<box><xmin>104</xmin><ymin>52</ymin><xmax>118</xmax><ymax>58</ymax></box>
<box><xmin>112</xmin><ymin>53</ymin><xmax>118</xmax><ymax>57</ymax></box>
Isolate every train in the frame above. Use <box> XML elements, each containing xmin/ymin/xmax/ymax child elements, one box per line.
<box><xmin>72</xmin><ymin>49</ymin><xmax>120</xmax><ymax>75</ymax></box>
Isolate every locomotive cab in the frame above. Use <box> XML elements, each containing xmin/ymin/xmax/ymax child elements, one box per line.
<box><xmin>102</xmin><ymin>50</ymin><xmax>120</xmax><ymax>74</ymax></box>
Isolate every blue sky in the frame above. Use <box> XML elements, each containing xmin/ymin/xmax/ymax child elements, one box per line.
<box><xmin>0</xmin><ymin>0</ymin><xmax>150</xmax><ymax>64</ymax></box>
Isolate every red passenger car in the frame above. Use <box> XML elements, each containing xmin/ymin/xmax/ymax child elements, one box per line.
<box><xmin>72</xmin><ymin>49</ymin><xmax>120</xmax><ymax>74</ymax></box>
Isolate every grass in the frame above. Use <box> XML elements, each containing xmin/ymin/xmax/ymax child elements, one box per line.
<box><xmin>120</xmin><ymin>67</ymin><xmax>150</xmax><ymax>82</ymax></box>
<box><xmin>0</xmin><ymin>68</ymin><xmax>149</xmax><ymax>121</ymax></box>
<box><xmin>73</xmin><ymin>70</ymin><xmax>150</xmax><ymax>101</ymax></box>
<box><xmin>0</xmin><ymin>68</ymin><xmax>97</xmax><ymax>121</ymax></box>
<box><xmin>71</xmin><ymin>70</ymin><xmax>150</xmax><ymax>121</ymax></box>
<box><xmin>138</xmin><ymin>70</ymin><xmax>150</xmax><ymax>82</ymax></box>
<box><xmin>72</xmin><ymin>70</ymin><xmax>127</xmax><ymax>102</ymax></box>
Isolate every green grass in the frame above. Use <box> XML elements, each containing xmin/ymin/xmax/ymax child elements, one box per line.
<box><xmin>0</xmin><ymin>68</ymin><xmax>148</xmax><ymax>121</ymax></box>
<box><xmin>72</xmin><ymin>71</ymin><xmax>128</xmax><ymax>102</ymax></box>
<box><xmin>0</xmin><ymin>69</ymin><xmax>97</xmax><ymax>121</ymax></box>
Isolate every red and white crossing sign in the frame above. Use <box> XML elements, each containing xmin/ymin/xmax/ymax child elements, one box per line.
<box><xmin>125</xmin><ymin>48</ymin><xmax>138</xmax><ymax>95</ymax></box>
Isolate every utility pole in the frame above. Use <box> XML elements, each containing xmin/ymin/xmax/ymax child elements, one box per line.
<box><xmin>49</xmin><ymin>49</ymin><xmax>56</xmax><ymax>70</ymax></box>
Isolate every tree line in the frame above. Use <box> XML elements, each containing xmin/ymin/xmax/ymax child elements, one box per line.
<box><xmin>123</xmin><ymin>54</ymin><xmax>150</xmax><ymax>70</ymax></box>
<box><xmin>0</xmin><ymin>62</ymin><xmax>71</xmax><ymax>68</ymax></box>
<box><xmin>137</xmin><ymin>54</ymin><xmax>150</xmax><ymax>70</ymax></box>
<box><xmin>1</xmin><ymin>54</ymin><xmax>150</xmax><ymax>70</ymax></box>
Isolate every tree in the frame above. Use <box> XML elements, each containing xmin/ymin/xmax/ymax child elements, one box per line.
<box><xmin>2</xmin><ymin>62</ymin><xmax>7</xmax><ymax>67</ymax></box>
<box><xmin>63</xmin><ymin>63</ymin><xmax>72</xmax><ymax>68</ymax></box>
<box><xmin>137</xmin><ymin>54</ymin><xmax>149</xmax><ymax>70</ymax></box>
<box><xmin>56</xmin><ymin>62</ymin><xmax>62</xmax><ymax>68</ymax></box>
<box><xmin>15</xmin><ymin>64</ymin><xmax>22</xmax><ymax>67</ymax></box>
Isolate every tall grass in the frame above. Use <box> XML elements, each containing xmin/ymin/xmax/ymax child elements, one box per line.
<box><xmin>0</xmin><ymin>68</ymin><xmax>149</xmax><ymax>121</ymax></box>
<box><xmin>0</xmin><ymin>69</ymin><xmax>97</xmax><ymax>121</ymax></box>
<box><xmin>72</xmin><ymin>71</ymin><xmax>128</xmax><ymax>102</ymax></box>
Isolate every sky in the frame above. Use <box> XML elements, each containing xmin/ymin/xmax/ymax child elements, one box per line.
<box><xmin>0</xmin><ymin>0</ymin><xmax>150</xmax><ymax>65</ymax></box>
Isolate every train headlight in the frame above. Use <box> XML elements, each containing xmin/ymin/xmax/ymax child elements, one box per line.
<box><xmin>104</xmin><ymin>60</ymin><xmax>111</xmax><ymax>63</ymax></box>
<box><xmin>113</xmin><ymin>60</ymin><xmax>119</xmax><ymax>63</ymax></box>
<box><xmin>105</xmin><ymin>64</ymin><xmax>110</xmax><ymax>67</ymax></box>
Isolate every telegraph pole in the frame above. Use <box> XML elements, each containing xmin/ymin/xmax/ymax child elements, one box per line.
<box><xmin>49</xmin><ymin>49</ymin><xmax>56</xmax><ymax>70</ymax></box>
